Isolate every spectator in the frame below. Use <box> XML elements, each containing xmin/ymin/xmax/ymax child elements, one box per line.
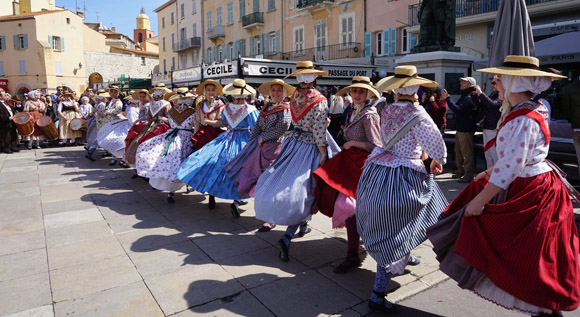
<box><xmin>0</xmin><ymin>89</ymin><xmax>19</xmax><ymax>153</ymax></box>
<box><xmin>328</xmin><ymin>86</ymin><xmax>345</xmax><ymax>140</ymax></box>
<box><xmin>561</xmin><ymin>76</ymin><xmax>580</xmax><ymax>176</ymax></box>
<box><xmin>444</xmin><ymin>77</ymin><xmax>479</xmax><ymax>183</ymax></box>
<box><xmin>421</xmin><ymin>87</ymin><xmax>447</xmax><ymax>133</ymax></box>
<box><xmin>472</xmin><ymin>75</ymin><xmax>502</xmax><ymax>167</ymax></box>
<box><xmin>52</xmin><ymin>86</ymin><xmax>64</xmax><ymax>104</ymax></box>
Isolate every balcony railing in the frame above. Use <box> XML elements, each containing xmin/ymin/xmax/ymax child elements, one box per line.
<box><xmin>172</xmin><ymin>37</ymin><xmax>201</xmax><ymax>52</ymax></box>
<box><xmin>409</xmin><ymin>0</ymin><xmax>561</xmax><ymax>26</ymax></box>
<box><xmin>242</xmin><ymin>12</ymin><xmax>264</xmax><ymax>28</ymax></box>
<box><xmin>296</xmin><ymin>0</ymin><xmax>334</xmax><ymax>9</ymax></box>
<box><xmin>207</xmin><ymin>25</ymin><xmax>225</xmax><ymax>40</ymax></box>
<box><xmin>280</xmin><ymin>42</ymin><xmax>362</xmax><ymax>62</ymax></box>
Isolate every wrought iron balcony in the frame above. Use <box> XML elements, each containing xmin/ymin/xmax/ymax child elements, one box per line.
<box><xmin>280</xmin><ymin>42</ymin><xmax>362</xmax><ymax>62</ymax></box>
<box><xmin>242</xmin><ymin>12</ymin><xmax>264</xmax><ymax>29</ymax></box>
<box><xmin>296</xmin><ymin>0</ymin><xmax>334</xmax><ymax>10</ymax></box>
<box><xmin>207</xmin><ymin>25</ymin><xmax>225</xmax><ymax>40</ymax></box>
<box><xmin>409</xmin><ymin>0</ymin><xmax>561</xmax><ymax>26</ymax></box>
<box><xmin>172</xmin><ymin>37</ymin><xmax>201</xmax><ymax>52</ymax></box>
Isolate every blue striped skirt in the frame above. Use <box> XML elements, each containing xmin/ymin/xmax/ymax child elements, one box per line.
<box><xmin>355</xmin><ymin>164</ymin><xmax>447</xmax><ymax>267</ymax></box>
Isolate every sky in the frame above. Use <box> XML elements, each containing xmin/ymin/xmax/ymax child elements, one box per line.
<box><xmin>56</xmin><ymin>0</ymin><xmax>165</xmax><ymax>37</ymax></box>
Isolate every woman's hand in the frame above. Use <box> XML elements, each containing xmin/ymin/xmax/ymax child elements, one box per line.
<box><xmin>441</xmin><ymin>89</ymin><xmax>450</xmax><ymax>99</ymax></box>
<box><xmin>343</xmin><ymin>141</ymin><xmax>353</xmax><ymax>150</ymax></box>
<box><xmin>420</xmin><ymin>151</ymin><xmax>428</xmax><ymax>161</ymax></box>
<box><xmin>464</xmin><ymin>199</ymin><xmax>485</xmax><ymax>217</ymax></box>
<box><xmin>429</xmin><ymin>96</ymin><xmax>435</xmax><ymax>102</ymax></box>
<box><xmin>474</xmin><ymin>169</ymin><xmax>491</xmax><ymax>182</ymax></box>
<box><xmin>430</xmin><ymin>160</ymin><xmax>443</xmax><ymax>175</ymax></box>
<box><xmin>326</xmin><ymin>117</ymin><xmax>331</xmax><ymax>127</ymax></box>
<box><xmin>258</xmin><ymin>137</ymin><xmax>263</xmax><ymax>146</ymax></box>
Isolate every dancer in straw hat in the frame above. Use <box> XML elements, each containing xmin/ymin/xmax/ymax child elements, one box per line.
<box><xmin>253</xmin><ymin>61</ymin><xmax>340</xmax><ymax>262</ymax></box>
<box><xmin>97</xmin><ymin>86</ymin><xmax>125</xmax><ymax>165</ymax></box>
<box><xmin>85</xmin><ymin>89</ymin><xmax>109</xmax><ymax>161</ymax></box>
<box><xmin>356</xmin><ymin>65</ymin><xmax>447</xmax><ymax>314</ymax></box>
<box><xmin>177</xmin><ymin>79</ymin><xmax>259</xmax><ymax>215</ymax></box>
<box><xmin>57</xmin><ymin>90</ymin><xmax>81</xmax><ymax>146</ymax></box>
<box><xmin>427</xmin><ymin>55</ymin><xmax>579</xmax><ymax>316</ymax></box>
<box><xmin>23</xmin><ymin>90</ymin><xmax>46</xmax><ymax>149</ymax></box>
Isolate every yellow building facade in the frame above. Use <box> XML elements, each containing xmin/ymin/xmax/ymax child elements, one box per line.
<box><xmin>155</xmin><ymin>0</ymin><xmax>179</xmax><ymax>73</ymax></box>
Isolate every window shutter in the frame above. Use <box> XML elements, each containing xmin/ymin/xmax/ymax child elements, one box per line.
<box><xmin>61</xmin><ymin>37</ymin><xmax>65</xmax><ymax>52</ymax></box>
<box><xmin>0</xmin><ymin>36</ymin><xmax>4</xmax><ymax>50</ymax></box>
<box><xmin>23</xmin><ymin>34</ymin><xmax>28</xmax><ymax>49</ymax></box>
<box><xmin>410</xmin><ymin>33</ymin><xmax>417</xmax><ymax>51</ymax></box>
<box><xmin>383</xmin><ymin>29</ymin><xmax>389</xmax><ymax>56</ymax></box>
<box><xmin>364</xmin><ymin>32</ymin><xmax>371</xmax><ymax>57</ymax></box>
<box><xmin>48</xmin><ymin>35</ymin><xmax>53</xmax><ymax>47</ymax></box>
<box><xmin>263</xmin><ymin>33</ymin><xmax>268</xmax><ymax>54</ymax></box>
<box><xmin>0</xmin><ymin>61</ymin><xmax>4</xmax><ymax>75</ymax></box>
<box><xmin>239</xmin><ymin>0</ymin><xmax>245</xmax><ymax>19</ymax></box>
<box><xmin>275</xmin><ymin>30</ymin><xmax>280</xmax><ymax>53</ymax></box>
<box><xmin>241</xmin><ymin>38</ymin><xmax>246</xmax><ymax>56</ymax></box>
<box><xmin>13</xmin><ymin>35</ymin><xmax>17</xmax><ymax>49</ymax></box>
<box><xmin>249</xmin><ymin>37</ymin><xmax>254</xmax><ymax>56</ymax></box>
<box><xmin>390</xmin><ymin>28</ymin><xmax>396</xmax><ymax>55</ymax></box>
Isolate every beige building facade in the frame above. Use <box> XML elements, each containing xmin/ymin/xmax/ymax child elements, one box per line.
<box><xmin>155</xmin><ymin>0</ymin><xmax>179</xmax><ymax>73</ymax></box>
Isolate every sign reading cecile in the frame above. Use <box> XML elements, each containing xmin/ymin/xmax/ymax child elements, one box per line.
<box><xmin>203</xmin><ymin>62</ymin><xmax>238</xmax><ymax>79</ymax></box>
<box><xmin>244</xmin><ymin>59</ymin><xmax>374</xmax><ymax>79</ymax></box>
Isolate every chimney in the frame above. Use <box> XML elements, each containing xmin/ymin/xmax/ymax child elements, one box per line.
<box><xmin>111</xmin><ymin>26</ymin><xmax>116</xmax><ymax>32</ymax></box>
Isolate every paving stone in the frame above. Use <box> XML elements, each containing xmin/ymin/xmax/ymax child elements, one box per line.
<box><xmin>174</xmin><ymin>216</ymin><xmax>245</xmax><ymax>239</ymax></box>
<box><xmin>287</xmin><ymin>232</ymin><xmax>347</xmax><ymax>268</ymax></box>
<box><xmin>406</xmin><ymin>244</ymin><xmax>442</xmax><ymax>278</ymax></box>
<box><xmin>317</xmin><ymin>255</ymin><xmax>377</xmax><ymax>301</ymax></box>
<box><xmin>0</xmin><ymin>248</ymin><xmax>48</xmax><ymax>282</ymax></box>
<box><xmin>0</xmin><ymin>273</ymin><xmax>52</xmax><ymax>315</ymax></box>
<box><xmin>47</xmin><ymin>235</ymin><xmax>125</xmax><ymax>270</ymax></box>
<box><xmin>0</xmin><ymin>230</ymin><xmax>45</xmax><ymax>256</ymax></box>
<box><xmin>389</xmin><ymin>280</ymin><xmax>430</xmax><ymax>303</ymax></box>
<box><xmin>145</xmin><ymin>264</ymin><xmax>244</xmax><ymax>315</ymax></box>
<box><xmin>0</xmin><ymin>165</ymin><xmax>38</xmax><ymax>173</ymax></box>
<box><xmin>54</xmin><ymin>282</ymin><xmax>163</xmax><ymax>317</ymax></box>
<box><xmin>116</xmin><ymin>226</ymin><xmax>189</xmax><ymax>252</ymax></box>
<box><xmin>45</xmin><ymin>219</ymin><xmax>113</xmax><ymax>246</ymax></box>
<box><xmin>41</xmin><ymin>189</ymin><xmax>91</xmax><ymax>204</ymax></box>
<box><xmin>38</xmin><ymin>177</ymin><xmax>83</xmax><ymax>189</ymax></box>
<box><xmin>174</xmin><ymin>290</ymin><xmax>274</xmax><ymax>317</ymax></box>
<box><xmin>0</xmin><ymin>182</ymin><xmax>40</xmax><ymax>198</ymax></box>
<box><xmin>94</xmin><ymin>198</ymin><xmax>157</xmax><ymax>215</ymax></box>
<box><xmin>0</xmin><ymin>171</ymin><xmax>38</xmax><ymax>184</ymax></box>
<box><xmin>217</xmin><ymin>246</ymin><xmax>310</xmax><ymax>289</ymax></box>
<box><xmin>250</xmin><ymin>270</ymin><xmax>361</xmax><ymax>316</ymax></box>
<box><xmin>0</xmin><ymin>197</ymin><xmax>42</xmax><ymax>222</ymax></box>
<box><xmin>50</xmin><ymin>255</ymin><xmax>141</xmax><ymax>302</ymax></box>
<box><xmin>419</xmin><ymin>270</ymin><xmax>449</xmax><ymax>287</ymax></box>
<box><xmin>193</xmin><ymin>231</ymin><xmax>270</xmax><ymax>261</ymax></box>
<box><xmin>102</xmin><ymin>212</ymin><xmax>172</xmax><ymax>234</ymax></box>
<box><xmin>5</xmin><ymin>305</ymin><xmax>54</xmax><ymax>317</ymax></box>
<box><xmin>0</xmin><ymin>217</ymin><xmax>44</xmax><ymax>237</ymax></box>
<box><xmin>127</xmin><ymin>240</ymin><xmax>212</xmax><ymax>278</ymax></box>
<box><xmin>43</xmin><ymin>208</ymin><xmax>103</xmax><ymax>229</ymax></box>
<box><xmin>41</xmin><ymin>198</ymin><xmax>96</xmax><ymax>216</ymax></box>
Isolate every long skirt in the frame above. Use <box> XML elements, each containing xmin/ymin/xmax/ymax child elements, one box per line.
<box><xmin>59</xmin><ymin>110</ymin><xmax>81</xmax><ymax>140</ymax></box>
<box><xmin>313</xmin><ymin>148</ymin><xmax>369</xmax><ymax>228</ymax></box>
<box><xmin>191</xmin><ymin>125</ymin><xmax>223</xmax><ymax>150</ymax></box>
<box><xmin>177</xmin><ymin>128</ymin><xmax>252</xmax><ymax>200</ymax></box>
<box><xmin>136</xmin><ymin>129</ymin><xmax>194</xmax><ymax>192</ymax></box>
<box><xmin>124</xmin><ymin>122</ymin><xmax>170</xmax><ymax>165</ymax></box>
<box><xmin>85</xmin><ymin>117</ymin><xmax>98</xmax><ymax>150</ymax></box>
<box><xmin>356</xmin><ymin>165</ymin><xmax>447</xmax><ymax>268</ymax></box>
<box><xmin>254</xmin><ymin>131</ymin><xmax>340</xmax><ymax>226</ymax></box>
<box><xmin>97</xmin><ymin>119</ymin><xmax>131</xmax><ymax>157</ymax></box>
<box><xmin>224</xmin><ymin>136</ymin><xmax>283</xmax><ymax>197</ymax></box>
<box><xmin>427</xmin><ymin>172</ymin><xmax>580</xmax><ymax>313</ymax></box>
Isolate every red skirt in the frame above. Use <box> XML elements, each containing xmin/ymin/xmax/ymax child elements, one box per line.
<box><xmin>191</xmin><ymin>125</ymin><xmax>223</xmax><ymax>150</ymax></box>
<box><xmin>440</xmin><ymin>172</ymin><xmax>580</xmax><ymax>311</ymax></box>
<box><xmin>313</xmin><ymin>148</ymin><xmax>369</xmax><ymax>218</ymax></box>
<box><xmin>124</xmin><ymin>122</ymin><xmax>170</xmax><ymax>165</ymax></box>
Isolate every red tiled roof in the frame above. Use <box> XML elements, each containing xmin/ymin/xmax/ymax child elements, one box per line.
<box><xmin>0</xmin><ymin>9</ymin><xmax>67</xmax><ymax>21</ymax></box>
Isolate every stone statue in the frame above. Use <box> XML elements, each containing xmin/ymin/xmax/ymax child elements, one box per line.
<box><xmin>414</xmin><ymin>0</ymin><xmax>458</xmax><ymax>52</ymax></box>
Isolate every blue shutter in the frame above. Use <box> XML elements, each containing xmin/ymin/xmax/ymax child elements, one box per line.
<box><xmin>390</xmin><ymin>28</ymin><xmax>396</xmax><ymax>55</ymax></box>
<box><xmin>410</xmin><ymin>33</ymin><xmax>417</xmax><ymax>51</ymax></box>
<box><xmin>364</xmin><ymin>32</ymin><xmax>371</xmax><ymax>57</ymax></box>
<box><xmin>249</xmin><ymin>37</ymin><xmax>254</xmax><ymax>56</ymax></box>
<box><xmin>239</xmin><ymin>0</ymin><xmax>245</xmax><ymax>19</ymax></box>
<box><xmin>0</xmin><ymin>36</ymin><xmax>5</xmax><ymax>50</ymax></box>
<box><xmin>13</xmin><ymin>35</ymin><xmax>17</xmax><ymax>49</ymax></box>
<box><xmin>263</xmin><ymin>34</ymin><xmax>268</xmax><ymax>54</ymax></box>
<box><xmin>383</xmin><ymin>29</ymin><xmax>389</xmax><ymax>56</ymax></box>
<box><xmin>240</xmin><ymin>38</ymin><xmax>246</xmax><ymax>57</ymax></box>
<box><xmin>0</xmin><ymin>61</ymin><xmax>4</xmax><ymax>75</ymax></box>
<box><xmin>23</xmin><ymin>34</ymin><xmax>28</xmax><ymax>49</ymax></box>
<box><xmin>61</xmin><ymin>37</ymin><xmax>65</xmax><ymax>52</ymax></box>
<box><xmin>275</xmin><ymin>30</ymin><xmax>280</xmax><ymax>53</ymax></box>
<box><xmin>48</xmin><ymin>35</ymin><xmax>53</xmax><ymax>48</ymax></box>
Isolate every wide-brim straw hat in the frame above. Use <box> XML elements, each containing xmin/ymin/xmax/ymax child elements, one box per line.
<box><xmin>477</xmin><ymin>55</ymin><xmax>566</xmax><ymax>79</ymax></box>
<box><xmin>284</xmin><ymin>61</ymin><xmax>329</xmax><ymax>79</ymax></box>
<box><xmin>258</xmin><ymin>79</ymin><xmax>295</xmax><ymax>96</ymax></box>
<box><xmin>376</xmin><ymin>65</ymin><xmax>438</xmax><ymax>92</ymax></box>
<box><xmin>338</xmin><ymin>76</ymin><xmax>380</xmax><ymax>99</ymax></box>
<box><xmin>149</xmin><ymin>83</ymin><xmax>171</xmax><ymax>95</ymax></box>
<box><xmin>10</xmin><ymin>95</ymin><xmax>21</xmax><ymax>103</ymax></box>
<box><xmin>131</xmin><ymin>89</ymin><xmax>152</xmax><ymax>101</ymax></box>
<box><xmin>125</xmin><ymin>95</ymin><xmax>138</xmax><ymax>104</ymax></box>
<box><xmin>196</xmin><ymin>79</ymin><xmax>224</xmax><ymax>96</ymax></box>
<box><xmin>167</xmin><ymin>87</ymin><xmax>195</xmax><ymax>102</ymax></box>
<box><xmin>63</xmin><ymin>91</ymin><xmax>75</xmax><ymax>96</ymax></box>
<box><xmin>106</xmin><ymin>85</ymin><xmax>120</xmax><ymax>93</ymax></box>
<box><xmin>222</xmin><ymin>79</ymin><xmax>256</xmax><ymax>96</ymax></box>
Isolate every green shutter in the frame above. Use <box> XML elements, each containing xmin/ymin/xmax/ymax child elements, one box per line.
<box><xmin>275</xmin><ymin>30</ymin><xmax>280</xmax><ymax>53</ymax></box>
<box><xmin>240</xmin><ymin>38</ymin><xmax>246</xmax><ymax>57</ymax></box>
<box><xmin>263</xmin><ymin>34</ymin><xmax>268</xmax><ymax>54</ymax></box>
<box><xmin>61</xmin><ymin>37</ymin><xmax>65</xmax><ymax>52</ymax></box>
<box><xmin>364</xmin><ymin>32</ymin><xmax>371</xmax><ymax>57</ymax></box>
<box><xmin>390</xmin><ymin>28</ymin><xmax>396</xmax><ymax>55</ymax></box>
<box><xmin>249</xmin><ymin>37</ymin><xmax>254</xmax><ymax>56</ymax></box>
<box><xmin>383</xmin><ymin>29</ymin><xmax>389</xmax><ymax>56</ymax></box>
<box><xmin>23</xmin><ymin>34</ymin><xmax>28</xmax><ymax>49</ymax></box>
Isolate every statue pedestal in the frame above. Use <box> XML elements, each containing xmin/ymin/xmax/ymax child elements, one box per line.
<box><xmin>396</xmin><ymin>51</ymin><xmax>475</xmax><ymax>94</ymax></box>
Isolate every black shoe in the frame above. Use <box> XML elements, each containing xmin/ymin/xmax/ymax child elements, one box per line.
<box><xmin>234</xmin><ymin>200</ymin><xmax>248</xmax><ymax>206</ymax></box>
<box><xmin>368</xmin><ymin>300</ymin><xmax>401</xmax><ymax>315</ymax></box>
<box><xmin>119</xmin><ymin>160</ymin><xmax>130</xmax><ymax>168</ymax></box>
<box><xmin>102</xmin><ymin>152</ymin><xmax>112</xmax><ymax>157</ymax></box>
<box><xmin>208</xmin><ymin>195</ymin><xmax>216</xmax><ymax>210</ymax></box>
<box><xmin>167</xmin><ymin>193</ymin><xmax>175</xmax><ymax>203</ymax></box>
<box><xmin>297</xmin><ymin>224</ymin><xmax>312</xmax><ymax>237</ymax></box>
<box><xmin>277</xmin><ymin>238</ymin><xmax>290</xmax><ymax>262</ymax></box>
<box><xmin>407</xmin><ymin>256</ymin><xmax>421</xmax><ymax>266</ymax></box>
<box><xmin>257</xmin><ymin>224</ymin><xmax>276</xmax><ymax>233</ymax></box>
<box><xmin>333</xmin><ymin>259</ymin><xmax>362</xmax><ymax>274</ymax></box>
<box><xmin>85</xmin><ymin>154</ymin><xmax>96</xmax><ymax>161</ymax></box>
<box><xmin>230</xmin><ymin>202</ymin><xmax>240</xmax><ymax>218</ymax></box>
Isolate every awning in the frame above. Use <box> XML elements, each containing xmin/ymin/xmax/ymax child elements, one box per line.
<box><xmin>536</xmin><ymin>31</ymin><xmax>580</xmax><ymax>65</ymax></box>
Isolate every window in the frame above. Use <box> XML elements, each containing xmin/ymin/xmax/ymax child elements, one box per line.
<box><xmin>207</xmin><ymin>11</ymin><xmax>212</xmax><ymax>31</ymax></box>
<box><xmin>268</xmin><ymin>32</ymin><xmax>276</xmax><ymax>53</ymax></box>
<box><xmin>181</xmin><ymin>4</ymin><xmax>185</xmax><ymax>19</ymax></box>
<box><xmin>340</xmin><ymin>13</ymin><xmax>355</xmax><ymax>49</ymax></box>
<box><xmin>54</xmin><ymin>61</ymin><xmax>62</xmax><ymax>76</ymax></box>
<box><xmin>66</xmin><ymin>18</ymin><xmax>70</xmax><ymax>24</ymax></box>
<box><xmin>227</xmin><ymin>2</ymin><xmax>233</xmax><ymax>25</ymax></box>
<box><xmin>376</xmin><ymin>32</ymin><xmax>382</xmax><ymax>56</ymax></box>
<box><xmin>193</xmin><ymin>24</ymin><xmax>197</xmax><ymax>37</ymax></box>
<box><xmin>181</xmin><ymin>53</ymin><xmax>187</xmax><ymax>68</ymax></box>
<box><xmin>50</xmin><ymin>36</ymin><xmax>64</xmax><ymax>51</ymax></box>
<box><xmin>253</xmin><ymin>0</ymin><xmax>259</xmax><ymax>12</ymax></box>
<box><xmin>162</xmin><ymin>17</ymin><xmax>165</xmax><ymax>28</ymax></box>
<box><xmin>138</xmin><ymin>33</ymin><xmax>143</xmax><ymax>43</ymax></box>
<box><xmin>254</xmin><ymin>35</ymin><xmax>261</xmax><ymax>55</ymax></box>
<box><xmin>218</xmin><ymin>45</ymin><xmax>223</xmax><ymax>62</ymax></box>
<box><xmin>18</xmin><ymin>60</ymin><xmax>25</xmax><ymax>74</ymax></box>
<box><xmin>381</xmin><ymin>28</ymin><xmax>397</xmax><ymax>56</ymax></box>
<box><xmin>229</xmin><ymin>42</ymin><xmax>234</xmax><ymax>59</ymax></box>
<box><xmin>162</xmin><ymin>37</ymin><xmax>166</xmax><ymax>51</ymax></box>
<box><xmin>239</xmin><ymin>0</ymin><xmax>245</xmax><ymax>19</ymax></box>
<box><xmin>402</xmin><ymin>29</ymin><xmax>409</xmax><ymax>53</ymax></box>
<box><xmin>192</xmin><ymin>0</ymin><xmax>196</xmax><ymax>13</ymax></box>
<box><xmin>217</xmin><ymin>6</ymin><xmax>222</xmax><ymax>29</ymax></box>
<box><xmin>14</xmin><ymin>34</ymin><xmax>27</xmax><ymax>50</ymax></box>
<box><xmin>290</xmin><ymin>0</ymin><xmax>296</xmax><ymax>10</ymax></box>
<box><xmin>193</xmin><ymin>50</ymin><xmax>198</xmax><ymax>65</ymax></box>
<box><xmin>141</xmin><ymin>57</ymin><xmax>146</xmax><ymax>66</ymax></box>
<box><xmin>294</xmin><ymin>26</ymin><xmax>304</xmax><ymax>53</ymax></box>
<box><xmin>0</xmin><ymin>36</ymin><xmax>4</xmax><ymax>50</ymax></box>
<box><xmin>268</xmin><ymin>0</ymin><xmax>276</xmax><ymax>10</ymax></box>
<box><xmin>171</xmin><ymin>33</ymin><xmax>175</xmax><ymax>47</ymax></box>
<box><xmin>163</xmin><ymin>59</ymin><xmax>167</xmax><ymax>73</ymax></box>
<box><xmin>171</xmin><ymin>12</ymin><xmax>174</xmax><ymax>24</ymax></box>
<box><xmin>0</xmin><ymin>61</ymin><xmax>4</xmax><ymax>76</ymax></box>
<box><xmin>180</xmin><ymin>28</ymin><xmax>186</xmax><ymax>42</ymax></box>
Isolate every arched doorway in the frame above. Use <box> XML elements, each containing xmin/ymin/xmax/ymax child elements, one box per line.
<box><xmin>16</xmin><ymin>87</ymin><xmax>30</xmax><ymax>100</ymax></box>
<box><xmin>88</xmin><ymin>72</ymin><xmax>103</xmax><ymax>90</ymax></box>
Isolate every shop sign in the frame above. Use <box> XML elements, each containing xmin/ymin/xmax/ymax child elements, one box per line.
<box><xmin>203</xmin><ymin>62</ymin><xmax>237</xmax><ymax>79</ymax></box>
<box><xmin>152</xmin><ymin>73</ymin><xmax>171</xmax><ymax>85</ymax></box>
<box><xmin>0</xmin><ymin>79</ymin><xmax>7</xmax><ymax>91</ymax></box>
<box><xmin>245</xmin><ymin>61</ymin><xmax>373</xmax><ymax>79</ymax></box>
<box><xmin>539</xmin><ymin>53</ymin><xmax>580</xmax><ymax>65</ymax></box>
<box><xmin>320</xmin><ymin>66</ymin><xmax>373</xmax><ymax>78</ymax></box>
<box><xmin>173</xmin><ymin>67</ymin><xmax>201</xmax><ymax>83</ymax></box>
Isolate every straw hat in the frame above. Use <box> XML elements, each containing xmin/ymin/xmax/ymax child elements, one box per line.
<box><xmin>477</xmin><ymin>55</ymin><xmax>566</xmax><ymax>79</ymax></box>
<box><xmin>167</xmin><ymin>87</ymin><xmax>195</xmax><ymax>102</ymax></box>
<box><xmin>284</xmin><ymin>61</ymin><xmax>329</xmax><ymax>79</ymax></box>
<box><xmin>125</xmin><ymin>95</ymin><xmax>138</xmax><ymax>104</ymax></box>
<box><xmin>10</xmin><ymin>95</ymin><xmax>21</xmax><ymax>103</ymax></box>
<box><xmin>149</xmin><ymin>83</ymin><xmax>171</xmax><ymax>95</ymax></box>
<box><xmin>96</xmin><ymin>89</ymin><xmax>110</xmax><ymax>98</ymax></box>
<box><xmin>196</xmin><ymin>79</ymin><xmax>223</xmax><ymax>96</ymax></box>
<box><xmin>131</xmin><ymin>89</ymin><xmax>152</xmax><ymax>101</ymax></box>
<box><xmin>63</xmin><ymin>91</ymin><xmax>75</xmax><ymax>97</ymax></box>
<box><xmin>222</xmin><ymin>79</ymin><xmax>256</xmax><ymax>97</ymax></box>
<box><xmin>257</xmin><ymin>79</ymin><xmax>295</xmax><ymax>96</ymax></box>
<box><xmin>106</xmin><ymin>85</ymin><xmax>120</xmax><ymax>93</ymax></box>
<box><xmin>337</xmin><ymin>76</ymin><xmax>380</xmax><ymax>99</ymax></box>
<box><xmin>376</xmin><ymin>65</ymin><xmax>438</xmax><ymax>92</ymax></box>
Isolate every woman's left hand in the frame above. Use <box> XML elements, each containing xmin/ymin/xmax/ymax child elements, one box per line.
<box><xmin>343</xmin><ymin>141</ymin><xmax>353</xmax><ymax>150</ymax></box>
<box><xmin>464</xmin><ymin>199</ymin><xmax>485</xmax><ymax>217</ymax></box>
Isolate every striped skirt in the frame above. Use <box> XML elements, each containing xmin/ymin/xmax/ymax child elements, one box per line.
<box><xmin>356</xmin><ymin>164</ymin><xmax>447</xmax><ymax>268</ymax></box>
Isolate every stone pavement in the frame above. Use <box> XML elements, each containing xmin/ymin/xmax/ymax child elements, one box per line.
<box><xmin>0</xmin><ymin>147</ymin><xmax>577</xmax><ymax>317</ymax></box>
